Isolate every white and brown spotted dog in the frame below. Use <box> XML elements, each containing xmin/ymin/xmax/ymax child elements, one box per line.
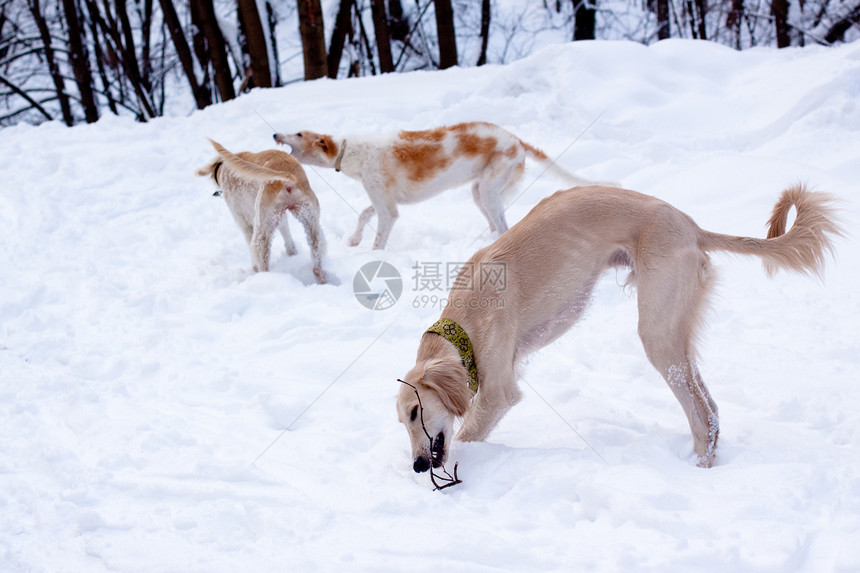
<box><xmin>196</xmin><ymin>140</ymin><xmax>327</xmax><ymax>283</ymax></box>
<box><xmin>274</xmin><ymin>122</ymin><xmax>615</xmax><ymax>249</ymax></box>
<box><xmin>397</xmin><ymin>184</ymin><xmax>840</xmax><ymax>472</ymax></box>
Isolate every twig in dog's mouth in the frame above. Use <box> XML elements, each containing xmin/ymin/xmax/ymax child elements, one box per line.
<box><xmin>398</xmin><ymin>379</ymin><xmax>464</xmax><ymax>491</ymax></box>
<box><xmin>429</xmin><ymin>461</ymin><xmax>462</xmax><ymax>490</ymax></box>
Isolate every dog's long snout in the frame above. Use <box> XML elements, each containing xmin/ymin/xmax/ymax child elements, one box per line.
<box><xmin>413</xmin><ymin>456</ymin><xmax>431</xmax><ymax>473</ymax></box>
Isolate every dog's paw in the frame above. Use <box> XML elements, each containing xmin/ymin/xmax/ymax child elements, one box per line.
<box><xmin>313</xmin><ymin>267</ymin><xmax>327</xmax><ymax>285</ymax></box>
<box><xmin>347</xmin><ymin>234</ymin><xmax>362</xmax><ymax>247</ymax></box>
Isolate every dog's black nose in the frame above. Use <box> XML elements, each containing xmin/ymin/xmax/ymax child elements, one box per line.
<box><xmin>413</xmin><ymin>456</ymin><xmax>431</xmax><ymax>473</ymax></box>
<box><xmin>272</xmin><ymin>133</ymin><xmax>277</xmax><ymax>140</ymax></box>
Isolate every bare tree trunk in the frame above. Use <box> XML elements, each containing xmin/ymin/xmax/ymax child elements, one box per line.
<box><xmin>772</xmin><ymin>0</ymin><xmax>790</xmax><ymax>46</ymax></box>
<box><xmin>139</xmin><ymin>0</ymin><xmax>153</xmax><ymax>87</ymax></box>
<box><xmin>158</xmin><ymin>0</ymin><xmax>210</xmax><ymax>108</ymax></box>
<box><xmin>327</xmin><ymin>0</ymin><xmax>352</xmax><ymax>78</ymax></box>
<box><xmin>297</xmin><ymin>0</ymin><xmax>328</xmax><ymax>79</ymax></box>
<box><xmin>726</xmin><ymin>0</ymin><xmax>744</xmax><ymax>48</ymax></box>
<box><xmin>685</xmin><ymin>0</ymin><xmax>698</xmax><ymax>37</ymax></box>
<box><xmin>388</xmin><ymin>0</ymin><xmax>409</xmax><ymax>41</ymax></box>
<box><xmin>62</xmin><ymin>0</ymin><xmax>99</xmax><ymax>122</ymax></box>
<box><xmin>114</xmin><ymin>0</ymin><xmax>156</xmax><ymax>117</ymax></box>
<box><xmin>694</xmin><ymin>0</ymin><xmax>708</xmax><ymax>39</ymax></box>
<box><xmin>657</xmin><ymin>0</ymin><xmax>670</xmax><ymax>40</ymax></box>
<box><xmin>572</xmin><ymin>0</ymin><xmax>595</xmax><ymax>40</ymax></box>
<box><xmin>433</xmin><ymin>0</ymin><xmax>457</xmax><ymax>68</ymax></box>
<box><xmin>81</xmin><ymin>0</ymin><xmax>119</xmax><ymax>114</ymax></box>
<box><xmin>0</xmin><ymin>12</ymin><xmax>7</xmax><ymax>62</ymax></box>
<box><xmin>237</xmin><ymin>0</ymin><xmax>272</xmax><ymax>89</ymax></box>
<box><xmin>370</xmin><ymin>0</ymin><xmax>394</xmax><ymax>73</ymax></box>
<box><xmin>823</xmin><ymin>4</ymin><xmax>860</xmax><ymax>43</ymax></box>
<box><xmin>189</xmin><ymin>0</ymin><xmax>211</xmax><ymax>91</ymax></box>
<box><xmin>355</xmin><ymin>2</ymin><xmax>377</xmax><ymax>75</ymax></box>
<box><xmin>29</xmin><ymin>0</ymin><xmax>74</xmax><ymax>125</ymax></box>
<box><xmin>477</xmin><ymin>0</ymin><xmax>490</xmax><ymax>65</ymax></box>
<box><xmin>191</xmin><ymin>0</ymin><xmax>235</xmax><ymax>101</ymax></box>
<box><xmin>266</xmin><ymin>1</ymin><xmax>281</xmax><ymax>86</ymax></box>
<box><xmin>114</xmin><ymin>0</ymin><xmax>148</xmax><ymax>92</ymax></box>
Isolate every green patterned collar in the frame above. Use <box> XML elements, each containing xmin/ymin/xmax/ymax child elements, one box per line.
<box><xmin>426</xmin><ymin>318</ymin><xmax>479</xmax><ymax>395</ymax></box>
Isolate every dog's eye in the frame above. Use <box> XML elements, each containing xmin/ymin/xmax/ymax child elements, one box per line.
<box><xmin>296</xmin><ymin>132</ymin><xmax>302</xmax><ymax>137</ymax></box>
<box><xmin>410</xmin><ymin>405</ymin><xmax>418</xmax><ymax>422</ymax></box>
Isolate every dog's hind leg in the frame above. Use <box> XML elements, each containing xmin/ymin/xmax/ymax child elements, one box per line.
<box><xmin>293</xmin><ymin>202</ymin><xmax>327</xmax><ymax>284</ymax></box>
<box><xmin>278</xmin><ymin>218</ymin><xmax>298</xmax><ymax>256</ymax></box>
<box><xmin>471</xmin><ymin>182</ymin><xmax>496</xmax><ymax>234</ymax></box>
<box><xmin>475</xmin><ymin>161</ymin><xmax>525</xmax><ymax>237</ymax></box>
<box><xmin>635</xmin><ymin>252</ymin><xmax>719</xmax><ymax>467</ymax></box>
<box><xmin>249</xmin><ymin>185</ymin><xmax>283</xmax><ymax>272</ymax></box>
<box><xmin>348</xmin><ymin>205</ymin><xmax>375</xmax><ymax>247</ymax></box>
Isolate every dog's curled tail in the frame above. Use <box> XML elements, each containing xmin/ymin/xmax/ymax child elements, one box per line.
<box><xmin>700</xmin><ymin>184</ymin><xmax>842</xmax><ymax>278</ymax></box>
<box><xmin>520</xmin><ymin>140</ymin><xmax>620</xmax><ymax>188</ymax></box>
<box><xmin>205</xmin><ymin>139</ymin><xmax>295</xmax><ymax>185</ymax></box>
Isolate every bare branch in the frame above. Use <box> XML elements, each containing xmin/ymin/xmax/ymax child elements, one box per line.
<box><xmin>0</xmin><ymin>73</ymin><xmax>53</xmax><ymax>120</ymax></box>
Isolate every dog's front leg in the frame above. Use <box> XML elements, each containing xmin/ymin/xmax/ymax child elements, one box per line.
<box><xmin>456</xmin><ymin>369</ymin><xmax>521</xmax><ymax>443</ymax></box>
<box><xmin>456</xmin><ymin>393</ymin><xmax>514</xmax><ymax>443</ymax></box>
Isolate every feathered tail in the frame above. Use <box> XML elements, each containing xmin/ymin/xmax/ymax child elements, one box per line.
<box><xmin>196</xmin><ymin>139</ymin><xmax>295</xmax><ymax>186</ymax></box>
<box><xmin>699</xmin><ymin>184</ymin><xmax>842</xmax><ymax>278</ymax></box>
<box><xmin>520</xmin><ymin>139</ymin><xmax>620</xmax><ymax>188</ymax></box>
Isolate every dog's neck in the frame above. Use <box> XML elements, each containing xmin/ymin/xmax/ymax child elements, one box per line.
<box><xmin>425</xmin><ymin>318</ymin><xmax>479</xmax><ymax>395</ymax></box>
<box><xmin>334</xmin><ymin>139</ymin><xmax>347</xmax><ymax>172</ymax></box>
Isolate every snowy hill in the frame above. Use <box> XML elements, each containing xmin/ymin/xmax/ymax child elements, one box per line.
<box><xmin>1</xmin><ymin>40</ymin><xmax>859</xmax><ymax>572</ymax></box>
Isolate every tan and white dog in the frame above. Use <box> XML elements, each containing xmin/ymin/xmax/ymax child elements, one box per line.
<box><xmin>397</xmin><ymin>184</ymin><xmax>840</xmax><ymax>472</ymax></box>
<box><xmin>274</xmin><ymin>122</ymin><xmax>613</xmax><ymax>249</ymax></box>
<box><xmin>197</xmin><ymin>140</ymin><xmax>327</xmax><ymax>284</ymax></box>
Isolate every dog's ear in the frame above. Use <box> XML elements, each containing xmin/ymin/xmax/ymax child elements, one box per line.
<box><xmin>314</xmin><ymin>135</ymin><xmax>336</xmax><ymax>158</ymax></box>
<box><xmin>419</xmin><ymin>357</ymin><xmax>472</xmax><ymax>417</ymax></box>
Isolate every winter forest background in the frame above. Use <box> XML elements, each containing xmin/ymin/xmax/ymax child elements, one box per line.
<box><xmin>1</xmin><ymin>0</ymin><xmax>858</xmax><ymax>127</ymax></box>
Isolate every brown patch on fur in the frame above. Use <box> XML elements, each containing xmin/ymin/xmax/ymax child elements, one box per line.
<box><xmin>398</xmin><ymin>122</ymin><xmax>497</xmax><ymax>145</ymax></box>
<box><xmin>315</xmin><ymin>135</ymin><xmax>338</xmax><ymax>160</ymax></box>
<box><xmin>399</xmin><ymin>127</ymin><xmax>447</xmax><ymax>142</ymax></box>
<box><xmin>503</xmin><ymin>146</ymin><xmax>518</xmax><ymax>159</ymax></box>
<box><xmin>456</xmin><ymin>133</ymin><xmax>498</xmax><ymax>159</ymax></box>
<box><xmin>449</xmin><ymin>121</ymin><xmax>494</xmax><ymax>132</ymax></box>
<box><xmin>392</xmin><ymin>142</ymin><xmax>452</xmax><ymax>182</ymax></box>
<box><xmin>382</xmin><ymin>165</ymin><xmax>397</xmax><ymax>192</ymax></box>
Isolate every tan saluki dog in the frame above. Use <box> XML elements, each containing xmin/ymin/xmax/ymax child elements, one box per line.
<box><xmin>274</xmin><ymin>122</ymin><xmax>615</xmax><ymax>249</ymax></box>
<box><xmin>197</xmin><ymin>140</ymin><xmax>326</xmax><ymax>284</ymax></box>
<box><xmin>397</xmin><ymin>184</ymin><xmax>840</xmax><ymax>472</ymax></box>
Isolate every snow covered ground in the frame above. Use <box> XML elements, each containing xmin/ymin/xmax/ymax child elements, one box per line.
<box><xmin>2</xmin><ymin>39</ymin><xmax>859</xmax><ymax>572</ymax></box>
